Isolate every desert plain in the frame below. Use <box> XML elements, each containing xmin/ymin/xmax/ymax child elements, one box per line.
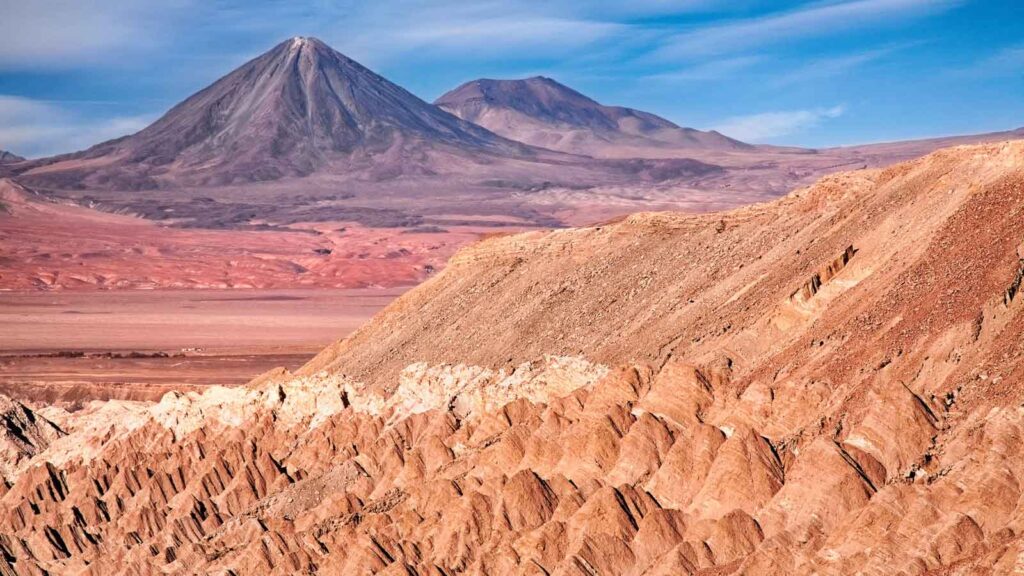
<box><xmin>0</xmin><ymin>288</ymin><xmax>402</xmax><ymax>406</ymax></box>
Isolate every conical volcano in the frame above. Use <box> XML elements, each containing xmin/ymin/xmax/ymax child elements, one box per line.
<box><xmin>22</xmin><ymin>37</ymin><xmax>528</xmax><ymax>189</ymax></box>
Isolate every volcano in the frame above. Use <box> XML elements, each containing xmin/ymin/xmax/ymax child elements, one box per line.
<box><xmin>19</xmin><ymin>37</ymin><xmax>532</xmax><ymax>189</ymax></box>
<box><xmin>436</xmin><ymin>76</ymin><xmax>752</xmax><ymax>158</ymax></box>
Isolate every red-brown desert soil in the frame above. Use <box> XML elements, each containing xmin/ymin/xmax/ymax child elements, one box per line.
<box><xmin>0</xmin><ymin>288</ymin><xmax>402</xmax><ymax>406</ymax></box>
<box><xmin>0</xmin><ymin>179</ymin><xmax>504</xmax><ymax>291</ymax></box>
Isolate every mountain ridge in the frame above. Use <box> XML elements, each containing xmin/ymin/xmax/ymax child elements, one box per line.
<box><xmin>0</xmin><ymin>150</ymin><xmax>24</xmax><ymax>164</ymax></box>
<box><xmin>436</xmin><ymin>76</ymin><xmax>752</xmax><ymax>157</ymax></box>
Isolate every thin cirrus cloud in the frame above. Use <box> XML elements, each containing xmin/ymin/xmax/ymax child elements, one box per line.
<box><xmin>648</xmin><ymin>49</ymin><xmax>894</xmax><ymax>90</ymax></box>
<box><xmin>0</xmin><ymin>0</ymin><xmax>192</xmax><ymax>69</ymax></box>
<box><xmin>326</xmin><ymin>0</ymin><xmax>751</xmax><ymax>65</ymax></box>
<box><xmin>768</xmin><ymin>44</ymin><xmax>909</xmax><ymax>87</ymax></box>
<box><xmin>650</xmin><ymin>0</ymin><xmax>961</xmax><ymax>60</ymax></box>
<box><xmin>363</xmin><ymin>16</ymin><xmax>625</xmax><ymax>56</ymax></box>
<box><xmin>645</xmin><ymin>55</ymin><xmax>765</xmax><ymax>82</ymax></box>
<box><xmin>713</xmin><ymin>105</ymin><xmax>847</xmax><ymax>142</ymax></box>
<box><xmin>0</xmin><ymin>95</ymin><xmax>151</xmax><ymax>158</ymax></box>
<box><xmin>0</xmin><ymin>1</ymin><xmax>956</xmax><ymax>73</ymax></box>
<box><xmin>948</xmin><ymin>44</ymin><xmax>1024</xmax><ymax>79</ymax></box>
<box><xmin>330</xmin><ymin>1</ymin><xmax>637</xmax><ymax>64</ymax></box>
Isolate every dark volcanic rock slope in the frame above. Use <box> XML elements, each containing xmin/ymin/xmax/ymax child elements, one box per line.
<box><xmin>436</xmin><ymin>76</ymin><xmax>751</xmax><ymax>157</ymax></box>
<box><xmin>19</xmin><ymin>38</ymin><xmax>528</xmax><ymax>189</ymax></box>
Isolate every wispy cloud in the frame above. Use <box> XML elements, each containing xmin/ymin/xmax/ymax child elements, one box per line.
<box><xmin>543</xmin><ymin>0</ymin><xmax>723</xmax><ymax>18</ymax></box>
<box><xmin>770</xmin><ymin>44</ymin><xmax>909</xmax><ymax>87</ymax></box>
<box><xmin>949</xmin><ymin>44</ymin><xmax>1024</xmax><ymax>79</ymax></box>
<box><xmin>642</xmin><ymin>44</ymin><xmax>908</xmax><ymax>86</ymax></box>
<box><xmin>384</xmin><ymin>17</ymin><xmax>625</xmax><ymax>55</ymax></box>
<box><xmin>713</xmin><ymin>105</ymin><xmax>847</xmax><ymax>142</ymax></box>
<box><xmin>329</xmin><ymin>2</ymin><xmax>635</xmax><ymax>65</ymax></box>
<box><xmin>651</xmin><ymin>0</ymin><xmax>960</xmax><ymax>60</ymax></box>
<box><xmin>0</xmin><ymin>96</ymin><xmax>151</xmax><ymax>158</ymax></box>
<box><xmin>646</xmin><ymin>55</ymin><xmax>765</xmax><ymax>82</ymax></box>
<box><xmin>0</xmin><ymin>0</ymin><xmax>194</xmax><ymax>69</ymax></box>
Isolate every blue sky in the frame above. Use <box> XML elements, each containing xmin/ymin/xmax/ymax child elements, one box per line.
<box><xmin>0</xmin><ymin>0</ymin><xmax>1021</xmax><ymax>157</ymax></box>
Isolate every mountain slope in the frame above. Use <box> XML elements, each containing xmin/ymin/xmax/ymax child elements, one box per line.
<box><xmin>0</xmin><ymin>150</ymin><xmax>24</xmax><ymax>164</ymax></box>
<box><xmin>436</xmin><ymin>76</ymin><xmax>752</xmax><ymax>157</ymax></box>
<box><xmin>1</xmin><ymin>141</ymin><xmax>1024</xmax><ymax>574</ymax></box>
<box><xmin>18</xmin><ymin>37</ymin><xmax>531</xmax><ymax>189</ymax></box>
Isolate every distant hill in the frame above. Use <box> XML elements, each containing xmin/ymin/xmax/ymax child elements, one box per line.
<box><xmin>436</xmin><ymin>76</ymin><xmax>752</xmax><ymax>158</ymax></box>
<box><xmin>0</xmin><ymin>150</ymin><xmax>25</xmax><ymax>163</ymax></box>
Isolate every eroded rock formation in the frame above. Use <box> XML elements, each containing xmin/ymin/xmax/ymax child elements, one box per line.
<box><xmin>2</xmin><ymin>141</ymin><xmax>1024</xmax><ymax>574</ymax></box>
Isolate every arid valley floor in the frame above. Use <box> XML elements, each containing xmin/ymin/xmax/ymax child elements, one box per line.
<box><xmin>0</xmin><ymin>288</ymin><xmax>401</xmax><ymax>406</ymax></box>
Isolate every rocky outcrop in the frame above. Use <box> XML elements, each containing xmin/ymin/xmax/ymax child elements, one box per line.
<box><xmin>1005</xmin><ymin>259</ymin><xmax>1024</xmax><ymax>306</ymax></box>
<box><xmin>0</xmin><ymin>397</ymin><xmax>64</xmax><ymax>483</ymax></box>
<box><xmin>2</xmin><ymin>141</ymin><xmax>1024</xmax><ymax>574</ymax></box>
<box><xmin>790</xmin><ymin>245</ymin><xmax>856</xmax><ymax>303</ymax></box>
